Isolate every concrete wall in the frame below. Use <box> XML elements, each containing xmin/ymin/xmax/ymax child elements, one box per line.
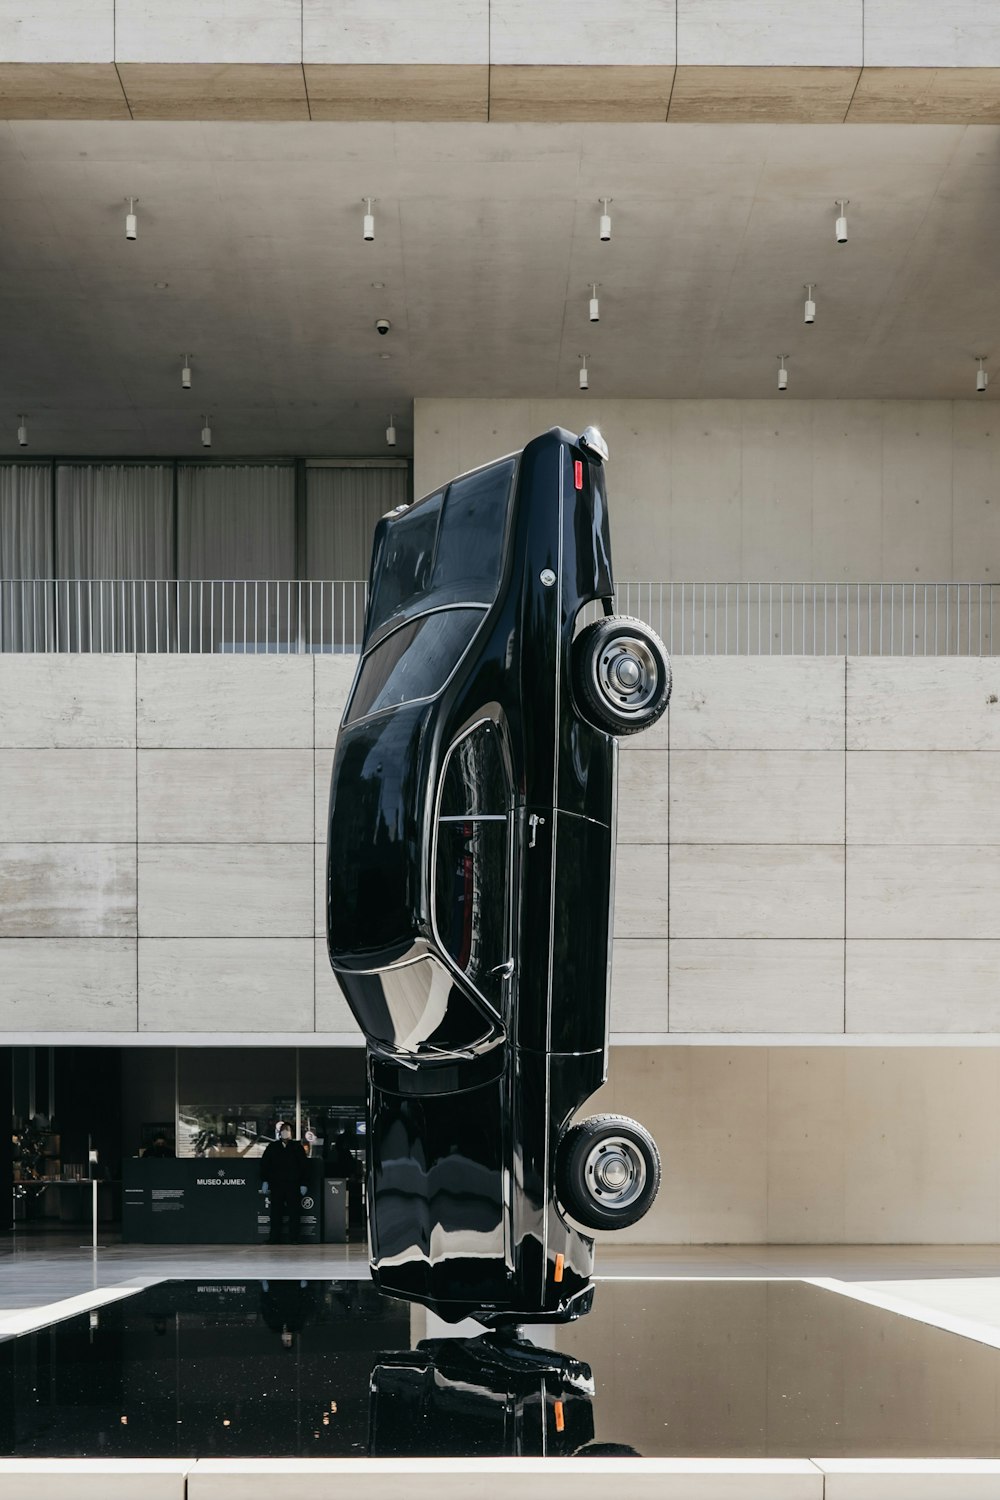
<box><xmin>4</xmin><ymin>653</ymin><xmax>1000</xmax><ymax>1042</ymax></box>
<box><xmin>597</xmin><ymin>1044</ymin><xmax>1000</xmax><ymax>1244</ymax></box>
<box><xmin>6</xmin><ymin>1</ymin><xmax>1000</xmax><ymax>123</ymax></box>
<box><xmin>414</xmin><ymin>399</ymin><xmax>1000</xmax><ymax>586</ymax></box>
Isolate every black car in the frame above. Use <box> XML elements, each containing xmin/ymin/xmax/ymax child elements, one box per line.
<box><xmin>327</xmin><ymin>424</ymin><xmax>671</xmax><ymax>1326</ymax></box>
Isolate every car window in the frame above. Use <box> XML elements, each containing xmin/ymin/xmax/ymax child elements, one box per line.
<box><xmin>439</xmin><ymin>721</ymin><xmax>507</xmax><ymax>818</ymax></box>
<box><xmin>430</xmin><ymin>460</ymin><xmax>514</xmax><ymax>603</ymax></box>
<box><xmin>367</xmin><ymin>492</ymin><xmax>443</xmax><ymax>634</ymax></box>
<box><xmin>435</xmin><ymin>819</ymin><xmax>507</xmax><ymax>1010</ymax></box>
<box><xmin>345</xmin><ymin>608</ymin><xmax>483</xmax><ymax>724</ymax></box>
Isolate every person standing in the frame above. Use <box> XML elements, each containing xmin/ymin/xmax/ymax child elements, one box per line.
<box><xmin>259</xmin><ymin>1125</ymin><xmax>309</xmax><ymax>1244</ymax></box>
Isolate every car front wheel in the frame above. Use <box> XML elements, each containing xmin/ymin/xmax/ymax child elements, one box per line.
<box><xmin>556</xmin><ymin>1114</ymin><xmax>661</xmax><ymax>1231</ymax></box>
<box><xmin>573</xmin><ymin>615</ymin><xmax>671</xmax><ymax>735</ymax></box>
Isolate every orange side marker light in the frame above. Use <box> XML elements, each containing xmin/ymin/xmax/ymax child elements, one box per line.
<box><xmin>554</xmin><ymin>1400</ymin><xmax>565</xmax><ymax>1432</ymax></box>
<box><xmin>554</xmin><ymin>1253</ymin><xmax>564</xmax><ymax>1283</ymax></box>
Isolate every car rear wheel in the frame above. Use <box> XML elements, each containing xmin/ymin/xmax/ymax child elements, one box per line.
<box><xmin>573</xmin><ymin>616</ymin><xmax>671</xmax><ymax>735</ymax></box>
<box><xmin>556</xmin><ymin>1114</ymin><xmax>661</xmax><ymax>1231</ymax></box>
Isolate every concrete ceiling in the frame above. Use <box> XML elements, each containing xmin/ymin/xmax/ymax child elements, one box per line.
<box><xmin>1</xmin><ymin>117</ymin><xmax>999</xmax><ymax>456</ymax></box>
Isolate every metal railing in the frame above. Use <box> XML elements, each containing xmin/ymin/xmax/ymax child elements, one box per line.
<box><xmin>0</xmin><ymin>579</ymin><xmax>997</xmax><ymax>655</ymax></box>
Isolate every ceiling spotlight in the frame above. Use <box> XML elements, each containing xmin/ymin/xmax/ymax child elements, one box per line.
<box><xmin>17</xmin><ymin>414</ymin><xmax>27</xmax><ymax>447</ymax></box>
<box><xmin>385</xmin><ymin>414</ymin><xmax>397</xmax><ymax>448</ymax></box>
<box><xmin>599</xmin><ymin>199</ymin><xmax>612</xmax><ymax>242</ymax></box>
<box><xmin>804</xmin><ymin>284</ymin><xmax>816</xmax><ymax>325</ymax></box>
<box><xmin>977</xmin><ymin>356</ymin><xmax>989</xmax><ymax>394</ymax></box>
<box><xmin>835</xmin><ymin>200</ymin><xmax>849</xmax><ymax>244</ymax></box>
<box><xmin>125</xmin><ymin>196</ymin><xmax>138</xmax><ymax>241</ymax></box>
<box><xmin>201</xmin><ymin>415</ymin><xmax>212</xmax><ymax>448</ymax></box>
<box><xmin>363</xmin><ymin>198</ymin><xmax>375</xmax><ymax>242</ymax></box>
<box><xmin>589</xmin><ymin>284</ymin><xmax>600</xmax><ymax>323</ymax></box>
<box><xmin>579</xmin><ymin>355</ymin><xmax>589</xmax><ymax>391</ymax></box>
<box><xmin>777</xmin><ymin>354</ymin><xmax>789</xmax><ymax>392</ymax></box>
<box><xmin>181</xmin><ymin>355</ymin><xmax>192</xmax><ymax>390</ymax></box>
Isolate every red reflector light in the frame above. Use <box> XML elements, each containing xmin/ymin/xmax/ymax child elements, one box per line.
<box><xmin>574</xmin><ymin>460</ymin><xmax>583</xmax><ymax>491</ymax></box>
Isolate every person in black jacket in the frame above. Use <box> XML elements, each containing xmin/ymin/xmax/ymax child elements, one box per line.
<box><xmin>259</xmin><ymin>1125</ymin><xmax>309</xmax><ymax>1244</ymax></box>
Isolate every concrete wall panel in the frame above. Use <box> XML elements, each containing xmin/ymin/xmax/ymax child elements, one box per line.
<box><xmin>138</xmin><ymin>938</ymin><xmax>313</xmax><ymax>1030</ymax></box>
<box><xmin>669</xmin><ymin>939</ymin><xmax>844</xmax><ymax>1031</ymax></box>
<box><xmin>846</xmin><ymin>940</ymin><xmax>1000</xmax><ymax>1032</ymax></box>
<box><xmin>0</xmin><ymin>938</ymin><xmax>136</xmax><ymax>1029</ymax></box>
<box><xmin>614</xmin><ymin>843</ymin><xmax>669</xmax><ymax>938</ymax></box>
<box><xmin>491</xmin><ymin>0</ymin><xmax>676</xmax><ymax>67</ymax></box>
<box><xmin>137</xmin><ymin>656</ymin><xmax>313</xmax><ymax>748</ymax></box>
<box><xmin>617</xmin><ymin>750</ymin><xmax>669</xmax><ymax>844</ymax></box>
<box><xmin>670</xmin><ymin>750</ymin><xmax>844</xmax><ymax>843</ymax></box>
<box><xmin>115</xmin><ymin>1</ymin><xmax>301</xmax><ymax>65</ymax></box>
<box><xmin>847</xmin><ymin>751</ymin><xmax>1000</xmax><ymax>844</ymax></box>
<box><xmin>0</xmin><ymin>844</ymin><xmax>135</xmax><ymax>937</ymax></box>
<box><xmin>304</xmin><ymin>1</ymin><xmax>489</xmax><ymax>67</ymax></box>
<box><xmin>669</xmin><ymin>657</ymin><xmax>845</xmax><ymax>750</ymax></box>
<box><xmin>0</xmin><ymin>750</ymin><xmax>135</xmax><ymax>841</ymax></box>
<box><xmin>137</xmin><ymin>749</ymin><xmax>313</xmax><ymax>842</ymax></box>
<box><xmin>677</xmin><ymin>0</ymin><xmax>862</xmax><ymax>66</ymax></box>
<box><xmin>0</xmin><ymin>1</ymin><xmax>114</xmax><ymax>63</ymax></box>
<box><xmin>671</xmin><ymin>845</ymin><xmax>844</xmax><ymax>939</ymax></box>
<box><xmin>848</xmin><ymin>846</ymin><xmax>1000</xmax><ymax>939</ymax></box>
<box><xmin>314</xmin><ymin>939</ymin><xmax>362</xmax><ymax>1032</ymax></box>
<box><xmin>0</xmin><ymin>655</ymin><xmax>135</xmax><ymax>748</ymax></box>
<box><xmin>848</xmin><ymin>657</ymin><xmax>1000</xmax><ymax>750</ymax></box>
<box><xmin>314</xmin><ymin>655</ymin><xmax>357</xmax><ymax>747</ymax></box>
<box><xmin>138</xmin><ymin>844</ymin><xmax>313</xmax><ymax>937</ymax></box>
<box><xmin>864</xmin><ymin>0</ymin><xmax>1000</xmax><ymax>68</ymax></box>
<box><xmin>609</xmin><ymin>938</ymin><xmax>669</xmax><ymax>1031</ymax></box>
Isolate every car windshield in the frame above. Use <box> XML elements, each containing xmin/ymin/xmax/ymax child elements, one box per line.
<box><xmin>366</xmin><ymin>458</ymin><xmax>515</xmax><ymax>636</ymax></box>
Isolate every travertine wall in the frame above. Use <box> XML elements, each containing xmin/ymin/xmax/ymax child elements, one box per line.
<box><xmin>3</xmin><ymin>652</ymin><xmax>1000</xmax><ymax>1039</ymax></box>
<box><xmin>415</xmin><ymin>399</ymin><xmax>1000</xmax><ymax>585</ymax></box>
<box><xmin>6</xmin><ymin>1</ymin><xmax>1000</xmax><ymax>123</ymax></box>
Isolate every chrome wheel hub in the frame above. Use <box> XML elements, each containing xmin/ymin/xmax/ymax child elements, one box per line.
<box><xmin>584</xmin><ymin>1136</ymin><xmax>647</xmax><ymax>1210</ymax></box>
<box><xmin>596</xmin><ymin>637</ymin><xmax>659</xmax><ymax>716</ymax></box>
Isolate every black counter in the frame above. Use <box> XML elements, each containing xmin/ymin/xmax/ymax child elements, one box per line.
<box><xmin>122</xmin><ymin>1158</ymin><xmax>325</xmax><ymax>1243</ymax></box>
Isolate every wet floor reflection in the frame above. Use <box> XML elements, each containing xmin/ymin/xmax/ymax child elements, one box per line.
<box><xmin>1</xmin><ymin>1278</ymin><xmax>999</xmax><ymax>1458</ymax></box>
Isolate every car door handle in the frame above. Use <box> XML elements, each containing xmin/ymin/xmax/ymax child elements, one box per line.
<box><xmin>528</xmin><ymin>813</ymin><xmax>546</xmax><ymax>848</ymax></box>
<box><xmin>490</xmin><ymin>959</ymin><xmax>515</xmax><ymax>979</ymax></box>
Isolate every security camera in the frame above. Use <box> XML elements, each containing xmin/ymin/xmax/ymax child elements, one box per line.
<box><xmin>375</xmin><ymin>318</ymin><xmax>391</xmax><ymax>336</ymax></box>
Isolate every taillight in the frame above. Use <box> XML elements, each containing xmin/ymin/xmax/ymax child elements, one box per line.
<box><xmin>574</xmin><ymin>459</ymin><xmax>583</xmax><ymax>491</ymax></box>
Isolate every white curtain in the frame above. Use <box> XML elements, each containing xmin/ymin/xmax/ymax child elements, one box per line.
<box><xmin>53</xmin><ymin>465</ymin><xmax>175</xmax><ymax>650</ymax></box>
<box><xmin>56</xmin><ymin>464</ymin><xmax>174</xmax><ymax>578</ymax></box>
<box><xmin>305</xmin><ymin>465</ymin><xmax>407</xmax><ymax>580</ymax></box>
<box><xmin>1</xmin><ymin>465</ymin><xmax>54</xmax><ymax>650</ymax></box>
<box><xmin>177</xmin><ymin>464</ymin><xmax>296</xmax><ymax>650</ymax></box>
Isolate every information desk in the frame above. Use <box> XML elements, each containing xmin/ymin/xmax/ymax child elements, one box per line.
<box><xmin>122</xmin><ymin>1158</ymin><xmax>326</xmax><ymax>1243</ymax></box>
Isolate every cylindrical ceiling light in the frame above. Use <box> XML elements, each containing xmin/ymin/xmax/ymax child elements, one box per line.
<box><xmin>977</xmin><ymin>356</ymin><xmax>989</xmax><ymax>394</ymax></box>
<box><xmin>386</xmin><ymin>414</ymin><xmax>397</xmax><ymax>447</ymax></box>
<box><xmin>181</xmin><ymin>355</ymin><xmax>192</xmax><ymax>390</ymax></box>
<box><xmin>804</xmin><ymin>284</ymin><xmax>816</xmax><ymax>324</ymax></box>
<box><xmin>17</xmin><ymin>414</ymin><xmax>27</xmax><ymax>447</ymax></box>
<box><xmin>579</xmin><ymin>356</ymin><xmax>589</xmax><ymax>391</ymax></box>
<box><xmin>125</xmin><ymin>196</ymin><xmax>138</xmax><ymax>241</ymax></box>
<box><xmin>777</xmin><ymin>354</ymin><xmax>789</xmax><ymax>392</ymax></box>
<box><xmin>201</xmin><ymin>415</ymin><xmax>212</xmax><ymax>448</ymax></box>
<box><xmin>599</xmin><ymin>198</ymin><xmax>612</xmax><ymax>242</ymax></box>
<box><xmin>363</xmin><ymin>197</ymin><xmax>375</xmax><ymax>242</ymax></box>
<box><xmin>835</xmin><ymin>200</ymin><xmax>849</xmax><ymax>244</ymax></box>
<box><xmin>589</xmin><ymin>284</ymin><xmax>600</xmax><ymax>322</ymax></box>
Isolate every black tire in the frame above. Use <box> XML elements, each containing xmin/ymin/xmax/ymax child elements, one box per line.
<box><xmin>556</xmin><ymin>1114</ymin><xmax>661</xmax><ymax>1232</ymax></box>
<box><xmin>573</xmin><ymin>615</ymin><xmax>671</xmax><ymax>736</ymax></box>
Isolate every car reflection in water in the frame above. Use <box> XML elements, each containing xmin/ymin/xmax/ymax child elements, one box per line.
<box><xmin>369</xmin><ymin>1331</ymin><xmax>639</xmax><ymax>1460</ymax></box>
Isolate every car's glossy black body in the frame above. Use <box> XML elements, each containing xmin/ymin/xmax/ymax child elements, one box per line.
<box><xmin>327</xmin><ymin>426</ymin><xmax>623</xmax><ymax>1325</ymax></box>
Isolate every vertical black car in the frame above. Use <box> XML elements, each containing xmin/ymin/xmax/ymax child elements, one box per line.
<box><xmin>327</xmin><ymin>425</ymin><xmax>671</xmax><ymax>1326</ymax></box>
